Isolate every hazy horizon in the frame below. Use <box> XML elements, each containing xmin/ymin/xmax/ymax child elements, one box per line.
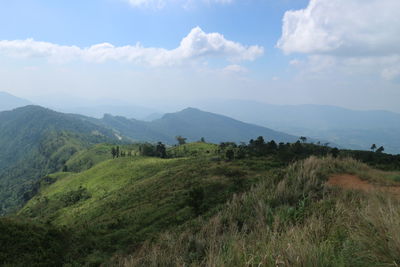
<box><xmin>1</xmin><ymin>0</ymin><xmax>399</xmax><ymax>113</ymax></box>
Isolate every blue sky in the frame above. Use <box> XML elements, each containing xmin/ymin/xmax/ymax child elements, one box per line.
<box><xmin>0</xmin><ymin>0</ymin><xmax>399</xmax><ymax>112</ymax></box>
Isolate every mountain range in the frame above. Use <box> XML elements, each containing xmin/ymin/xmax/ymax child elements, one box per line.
<box><xmin>99</xmin><ymin>107</ymin><xmax>299</xmax><ymax>144</ymax></box>
<box><xmin>194</xmin><ymin>100</ymin><xmax>400</xmax><ymax>154</ymax></box>
<box><xmin>0</xmin><ymin>105</ymin><xmax>299</xmax><ymax>214</ymax></box>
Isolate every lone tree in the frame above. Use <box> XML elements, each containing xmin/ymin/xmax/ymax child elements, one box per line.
<box><xmin>299</xmin><ymin>136</ymin><xmax>307</xmax><ymax>143</ymax></box>
<box><xmin>371</xmin><ymin>144</ymin><xmax>377</xmax><ymax>152</ymax></box>
<box><xmin>111</xmin><ymin>147</ymin><xmax>117</xmax><ymax>158</ymax></box>
<box><xmin>376</xmin><ymin>146</ymin><xmax>385</xmax><ymax>153</ymax></box>
<box><xmin>176</xmin><ymin>136</ymin><xmax>187</xmax><ymax>145</ymax></box>
<box><xmin>156</xmin><ymin>142</ymin><xmax>167</xmax><ymax>158</ymax></box>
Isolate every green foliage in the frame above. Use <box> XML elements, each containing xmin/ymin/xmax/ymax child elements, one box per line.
<box><xmin>168</xmin><ymin>142</ymin><xmax>218</xmax><ymax>158</ymax></box>
<box><xmin>0</xmin><ymin>217</ymin><xmax>72</xmax><ymax>266</ymax></box>
<box><xmin>60</xmin><ymin>186</ymin><xmax>91</xmax><ymax>207</ymax></box>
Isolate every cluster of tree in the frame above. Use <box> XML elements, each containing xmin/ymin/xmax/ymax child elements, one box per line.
<box><xmin>111</xmin><ymin>146</ymin><xmax>132</xmax><ymax>158</ymax></box>
<box><xmin>370</xmin><ymin>144</ymin><xmax>385</xmax><ymax>153</ymax></box>
<box><xmin>216</xmin><ymin>136</ymin><xmax>338</xmax><ymax>163</ymax></box>
<box><xmin>215</xmin><ymin>136</ymin><xmax>399</xmax><ymax>171</ymax></box>
<box><xmin>138</xmin><ymin>142</ymin><xmax>167</xmax><ymax>158</ymax></box>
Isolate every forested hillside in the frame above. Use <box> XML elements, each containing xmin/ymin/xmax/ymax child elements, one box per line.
<box><xmin>0</xmin><ymin>106</ymin><xmax>120</xmax><ymax>215</ymax></box>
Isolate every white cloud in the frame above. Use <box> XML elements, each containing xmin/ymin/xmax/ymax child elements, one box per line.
<box><xmin>278</xmin><ymin>0</ymin><xmax>400</xmax><ymax>56</ymax></box>
<box><xmin>222</xmin><ymin>64</ymin><xmax>248</xmax><ymax>74</ymax></box>
<box><xmin>127</xmin><ymin>0</ymin><xmax>166</xmax><ymax>9</ymax></box>
<box><xmin>277</xmin><ymin>0</ymin><xmax>400</xmax><ymax>80</ymax></box>
<box><xmin>0</xmin><ymin>27</ymin><xmax>263</xmax><ymax>67</ymax></box>
<box><xmin>126</xmin><ymin>0</ymin><xmax>233</xmax><ymax>9</ymax></box>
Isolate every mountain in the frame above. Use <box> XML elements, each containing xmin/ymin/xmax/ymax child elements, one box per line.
<box><xmin>0</xmin><ymin>91</ymin><xmax>32</xmax><ymax>111</ymax></box>
<box><xmin>55</xmin><ymin>104</ymin><xmax>162</xmax><ymax>120</ymax></box>
<box><xmin>194</xmin><ymin>100</ymin><xmax>400</xmax><ymax>154</ymax></box>
<box><xmin>99</xmin><ymin>107</ymin><xmax>300</xmax><ymax>144</ymax></box>
<box><xmin>0</xmin><ymin>105</ymin><xmax>120</xmax><ymax>215</ymax></box>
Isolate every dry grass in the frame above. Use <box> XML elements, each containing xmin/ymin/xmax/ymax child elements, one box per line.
<box><xmin>113</xmin><ymin>156</ymin><xmax>400</xmax><ymax>267</ymax></box>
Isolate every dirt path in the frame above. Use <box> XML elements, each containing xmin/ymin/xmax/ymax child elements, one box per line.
<box><xmin>327</xmin><ymin>174</ymin><xmax>400</xmax><ymax>196</ymax></box>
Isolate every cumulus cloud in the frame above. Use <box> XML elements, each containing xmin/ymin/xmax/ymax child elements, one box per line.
<box><xmin>0</xmin><ymin>27</ymin><xmax>263</xmax><ymax>67</ymax></box>
<box><xmin>277</xmin><ymin>0</ymin><xmax>400</xmax><ymax>80</ymax></box>
<box><xmin>277</xmin><ymin>0</ymin><xmax>400</xmax><ymax>56</ymax></box>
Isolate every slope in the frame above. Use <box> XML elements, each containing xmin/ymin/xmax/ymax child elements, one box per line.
<box><xmin>118</xmin><ymin>156</ymin><xmax>400</xmax><ymax>267</ymax></box>
<box><xmin>0</xmin><ymin>105</ymin><xmax>120</xmax><ymax>215</ymax></box>
<box><xmin>19</xmin><ymin>148</ymin><xmax>274</xmax><ymax>265</ymax></box>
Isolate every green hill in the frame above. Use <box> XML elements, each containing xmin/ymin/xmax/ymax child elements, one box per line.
<box><xmin>18</xmin><ymin>144</ymin><xmax>272</xmax><ymax>265</ymax></box>
<box><xmin>0</xmin><ymin>106</ymin><xmax>120</xmax><ymax>215</ymax></box>
<box><xmin>3</xmin><ymin>144</ymin><xmax>398</xmax><ymax>266</ymax></box>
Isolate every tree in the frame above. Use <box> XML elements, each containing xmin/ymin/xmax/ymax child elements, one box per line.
<box><xmin>331</xmin><ymin>147</ymin><xmax>339</xmax><ymax>158</ymax></box>
<box><xmin>176</xmin><ymin>136</ymin><xmax>187</xmax><ymax>145</ymax></box>
<box><xmin>139</xmin><ymin>143</ymin><xmax>156</xmax><ymax>156</ymax></box>
<box><xmin>376</xmin><ymin>146</ymin><xmax>385</xmax><ymax>153</ymax></box>
<box><xmin>371</xmin><ymin>144</ymin><xmax>377</xmax><ymax>152</ymax></box>
<box><xmin>299</xmin><ymin>136</ymin><xmax>307</xmax><ymax>143</ymax></box>
<box><xmin>111</xmin><ymin>147</ymin><xmax>117</xmax><ymax>159</ymax></box>
<box><xmin>200</xmin><ymin>137</ymin><xmax>206</xmax><ymax>143</ymax></box>
<box><xmin>156</xmin><ymin>142</ymin><xmax>167</xmax><ymax>158</ymax></box>
<box><xmin>116</xmin><ymin>146</ymin><xmax>120</xmax><ymax>158</ymax></box>
<box><xmin>266</xmin><ymin>140</ymin><xmax>278</xmax><ymax>151</ymax></box>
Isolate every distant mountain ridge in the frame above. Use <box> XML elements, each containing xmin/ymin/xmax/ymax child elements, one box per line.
<box><xmin>98</xmin><ymin>107</ymin><xmax>300</xmax><ymax>144</ymax></box>
<box><xmin>194</xmin><ymin>100</ymin><xmax>400</xmax><ymax>154</ymax></box>
<box><xmin>0</xmin><ymin>91</ymin><xmax>32</xmax><ymax>111</ymax></box>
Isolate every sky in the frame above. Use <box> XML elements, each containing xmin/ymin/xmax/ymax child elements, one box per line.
<box><xmin>0</xmin><ymin>0</ymin><xmax>399</xmax><ymax>112</ymax></box>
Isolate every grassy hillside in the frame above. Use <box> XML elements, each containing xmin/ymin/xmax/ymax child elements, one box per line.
<box><xmin>118</xmin><ymin>156</ymin><xmax>400</xmax><ymax>267</ymax></box>
<box><xmin>18</xmin><ymin>144</ymin><xmax>275</xmax><ymax>264</ymax></box>
<box><xmin>0</xmin><ymin>106</ymin><xmax>120</xmax><ymax>215</ymax></box>
<box><xmin>3</xmin><ymin>140</ymin><xmax>399</xmax><ymax>266</ymax></box>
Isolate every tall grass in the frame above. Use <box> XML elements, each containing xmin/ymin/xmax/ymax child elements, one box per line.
<box><xmin>116</xmin><ymin>156</ymin><xmax>400</xmax><ymax>267</ymax></box>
